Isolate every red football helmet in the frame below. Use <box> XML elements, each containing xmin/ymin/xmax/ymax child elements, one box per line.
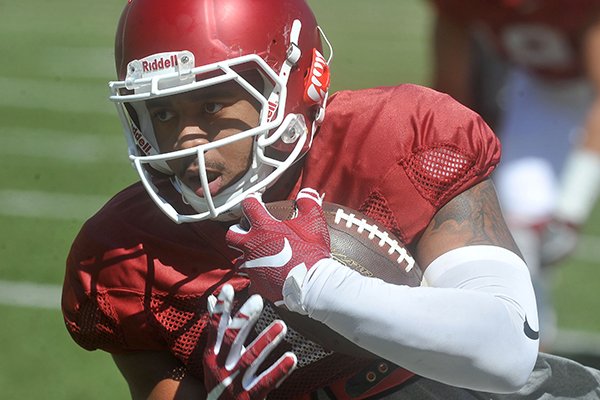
<box><xmin>109</xmin><ymin>0</ymin><xmax>332</xmax><ymax>223</ymax></box>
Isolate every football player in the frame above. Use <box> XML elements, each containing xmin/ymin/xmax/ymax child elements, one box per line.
<box><xmin>62</xmin><ymin>0</ymin><xmax>600</xmax><ymax>398</ymax></box>
<box><xmin>429</xmin><ymin>0</ymin><xmax>600</xmax><ymax>350</ymax></box>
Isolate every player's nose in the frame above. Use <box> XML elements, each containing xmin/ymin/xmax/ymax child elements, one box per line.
<box><xmin>176</xmin><ymin>125</ymin><xmax>211</xmax><ymax>150</ymax></box>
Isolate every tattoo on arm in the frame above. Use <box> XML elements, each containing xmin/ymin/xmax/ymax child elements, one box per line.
<box><xmin>416</xmin><ymin>179</ymin><xmax>522</xmax><ymax>268</ymax></box>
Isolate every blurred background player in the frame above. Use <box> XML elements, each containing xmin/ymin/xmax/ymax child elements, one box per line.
<box><xmin>429</xmin><ymin>0</ymin><xmax>600</xmax><ymax>349</ymax></box>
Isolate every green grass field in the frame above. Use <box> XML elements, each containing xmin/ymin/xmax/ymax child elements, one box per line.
<box><xmin>1</xmin><ymin>1</ymin><xmax>598</xmax><ymax>398</ymax></box>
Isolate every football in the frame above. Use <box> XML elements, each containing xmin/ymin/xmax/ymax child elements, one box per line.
<box><xmin>260</xmin><ymin>200</ymin><xmax>423</xmax><ymax>358</ymax></box>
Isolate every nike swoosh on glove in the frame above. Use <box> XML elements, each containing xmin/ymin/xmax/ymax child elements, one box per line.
<box><xmin>204</xmin><ymin>284</ymin><xmax>297</xmax><ymax>400</ymax></box>
<box><xmin>226</xmin><ymin>188</ymin><xmax>332</xmax><ymax>312</ymax></box>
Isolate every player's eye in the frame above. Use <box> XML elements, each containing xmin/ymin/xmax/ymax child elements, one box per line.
<box><xmin>152</xmin><ymin>109</ymin><xmax>175</xmax><ymax>122</ymax></box>
<box><xmin>204</xmin><ymin>102</ymin><xmax>224</xmax><ymax>114</ymax></box>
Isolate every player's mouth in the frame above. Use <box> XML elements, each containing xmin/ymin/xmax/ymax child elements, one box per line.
<box><xmin>182</xmin><ymin>164</ymin><xmax>224</xmax><ymax>198</ymax></box>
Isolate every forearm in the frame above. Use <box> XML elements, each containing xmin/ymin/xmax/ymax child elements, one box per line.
<box><xmin>297</xmin><ymin>245</ymin><xmax>539</xmax><ymax>393</ymax></box>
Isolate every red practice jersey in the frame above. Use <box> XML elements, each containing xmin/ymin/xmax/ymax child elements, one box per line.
<box><xmin>62</xmin><ymin>84</ymin><xmax>500</xmax><ymax>398</ymax></box>
<box><xmin>431</xmin><ymin>0</ymin><xmax>600</xmax><ymax>79</ymax></box>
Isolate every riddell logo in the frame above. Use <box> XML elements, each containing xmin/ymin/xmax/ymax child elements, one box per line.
<box><xmin>142</xmin><ymin>55</ymin><xmax>178</xmax><ymax>72</ymax></box>
<box><xmin>132</xmin><ymin>125</ymin><xmax>153</xmax><ymax>155</ymax></box>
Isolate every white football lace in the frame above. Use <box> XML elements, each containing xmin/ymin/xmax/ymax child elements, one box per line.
<box><xmin>333</xmin><ymin>208</ymin><xmax>416</xmax><ymax>272</ymax></box>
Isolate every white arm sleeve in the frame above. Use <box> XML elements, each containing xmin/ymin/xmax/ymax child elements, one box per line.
<box><xmin>295</xmin><ymin>245</ymin><xmax>539</xmax><ymax>393</ymax></box>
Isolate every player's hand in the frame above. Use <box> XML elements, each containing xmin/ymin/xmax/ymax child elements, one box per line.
<box><xmin>540</xmin><ymin>219</ymin><xmax>579</xmax><ymax>267</ymax></box>
<box><xmin>203</xmin><ymin>284</ymin><xmax>297</xmax><ymax>400</ymax></box>
<box><xmin>226</xmin><ymin>188</ymin><xmax>332</xmax><ymax>310</ymax></box>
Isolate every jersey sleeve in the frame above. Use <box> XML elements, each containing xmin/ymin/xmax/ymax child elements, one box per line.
<box><xmin>308</xmin><ymin>84</ymin><xmax>501</xmax><ymax>245</ymax></box>
<box><xmin>376</xmin><ymin>85</ymin><xmax>501</xmax><ymax>242</ymax></box>
<box><xmin>61</xmin><ymin>223</ymin><xmax>163</xmax><ymax>353</ymax></box>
